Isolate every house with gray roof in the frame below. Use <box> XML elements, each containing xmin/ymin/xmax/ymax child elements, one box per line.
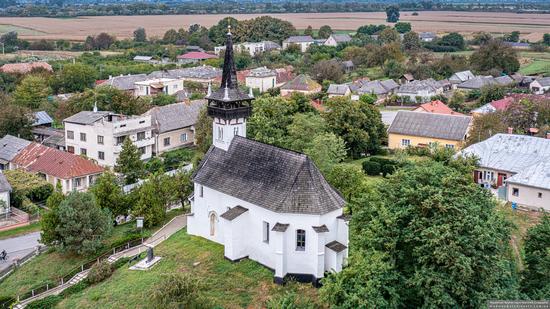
<box><xmin>530</xmin><ymin>77</ymin><xmax>550</xmax><ymax>95</ymax></box>
<box><xmin>32</xmin><ymin>111</ymin><xmax>53</xmax><ymax>127</ymax></box>
<box><xmin>327</xmin><ymin>84</ymin><xmax>351</xmax><ymax>97</ymax></box>
<box><xmin>282</xmin><ymin>35</ymin><xmax>315</xmax><ymax>52</ymax></box>
<box><xmin>356</xmin><ymin>79</ymin><xmax>399</xmax><ymax>102</ymax></box>
<box><xmin>395</xmin><ymin>78</ymin><xmax>444</xmax><ymax>103</ymax></box>
<box><xmin>459</xmin><ymin>134</ymin><xmax>550</xmax><ymax>210</ymax></box>
<box><xmin>0</xmin><ymin>135</ymin><xmax>31</xmax><ymax>170</ymax></box>
<box><xmin>457</xmin><ymin>75</ymin><xmax>514</xmax><ymax>90</ymax></box>
<box><xmin>0</xmin><ymin>171</ymin><xmax>11</xmax><ymax>215</ymax></box>
<box><xmin>144</xmin><ymin>100</ymin><xmax>206</xmax><ymax>154</ymax></box>
<box><xmin>324</xmin><ymin>34</ymin><xmax>352</xmax><ymax>47</ymax></box>
<box><xmin>245</xmin><ymin>67</ymin><xmax>277</xmax><ymax>93</ymax></box>
<box><xmin>99</xmin><ymin>74</ymin><xmax>149</xmax><ymax>92</ymax></box>
<box><xmin>419</xmin><ymin>32</ymin><xmax>437</xmax><ymax>42</ymax></box>
<box><xmin>388</xmin><ymin>111</ymin><xmax>472</xmax><ymax>150</ymax></box>
<box><xmin>449</xmin><ymin>70</ymin><xmax>475</xmax><ymax>84</ymax></box>
<box><xmin>188</xmin><ymin>28</ymin><xmax>348</xmax><ymax>286</ymax></box>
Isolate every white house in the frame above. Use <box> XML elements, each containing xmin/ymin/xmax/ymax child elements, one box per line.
<box><xmin>327</xmin><ymin>84</ymin><xmax>351</xmax><ymax>98</ymax></box>
<box><xmin>530</xmin><ymin>77</ymin><xmax>550</xmax><ymax>95</ymax></box>
<box><xmin>64</xmin><ymin>109</ymin><xmax>154</xmax><ymax>167</ymax></box>
<box><xmin>419</xmin><ymin>32</ymin><xmax>437</xmax><ymax>42</ymax></box>
<box><xmin>324</xmin><ymin>34</ymin><xmax>352</xmax><ymax>47</ymax></box>
<box><xmin>395</xmin><ymin>79</ymin><xmax>444</xmax><ymax>103</ymax></box>
<box><xmin>282</xmin><ymin>36</ymin><xmax>315</xmax><ymax>52</ymax></box>
<box><xmin>0</xmin><ymin>171</ymin><xmax>11</xmax><ymax>216</ymax></box>
<box><xmin>215</xmin><ymin>41</ymin><xmax>281</xmax><ymax>57</ymax></box>
<box><xmin>245</xmin><ymin>67</ymin><xmax>277</xmax><ymax>93</ymax></box>
<box><xmin>134</xmin><ymin>78</ymin><xmax>184</xmax><ymax>97</ymax></box>
<box><xmin>188</xmin><ymin>29</ymin><xmax>349</xmax><ymax>286</ymax></box>
<box><xmin>449</xmin><ymin>70</ymin><xmax>475</xmax><ymax>85</ymax></box>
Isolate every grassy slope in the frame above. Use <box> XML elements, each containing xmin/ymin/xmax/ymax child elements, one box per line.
<box><xmin>57</xmin><ymin>229</ymin><xmax>320</xmax><ymax>309</ymax></box>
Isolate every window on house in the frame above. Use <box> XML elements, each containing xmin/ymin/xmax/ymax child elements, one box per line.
<box><xmin>80</xmin><ymin>148</ymin><xmax>87</xmax><ymax>156</ymax></box>
<box><xmin>80</xmin><ymin>133</ymin><xmax>86</xmax><ymax>142</ymax></box>
<box><xmin>98</xmin><ymin>151</ymin><xmax>105</xmax><ymax>160</ymax></box>
<box><xmin>512</xmin><ymin>188</ymin><xmax>519</xmax><ymax>197</ymax></box>
<box><xmin>233</xmin><ymin>127</ymin><xmax>239</xmax><ymax>136</ymax></box>
<box><xmin>97</xmin><ymin>135</ymin><xmax>104</xmax><ymax>145</ymax></box>
<box><xmin>296</xmin><ymin>229</ymin><xmax>306</xmax><ymax>251</ymax></box>
<box><xmin>120</xmin><ymin>124</ymin><xmax>126</xmax><ymax>128</ymax></box>
<box><xmin>163</xmin><ymin>137</ymin><xmax>171</xmax><ymax>146</ymax></box>
<box><xmin>137</xmin><ymin>132</ymin><xmax>146</xmax><ymax>141</ymax></box>
<box><xmin>401</xmin><ymin>139</ymin><xmax>411</xmax><ymax>147</ymax></box>
<box><xmin>139</xmin><ymin>120</ymin><xmax>145</xmax><ymax>124</ymax></box>
<box><xmin>263</xmin><ymin>221</ymin><xmax>270</xmax><ymax>243</ymax></box>
<box><xmin>199</xmin><ymin>185</ymin><xmax>203</xmax><ymax>197</ymax></box>
<box><xmin>180</xmin><ymin>133</ymin><xmax>188</xmax><ymax>142</ymax></box>
<box><xmin>116</xmin><ymin>136</ymin><xmax>126</xmax><ymax>145</ymax></box>
<box><xmin>67</xmin><ymin>146</ymin><xmax>75</xmax><ymax>153</ymax></box>
<box><xmin>74</xmin><ymin>178</ymin><xmax>82</xmax><ymax>187</ymax></box>
<box><xmin>538</xmin><ymin>192</ymin><xmax>543</xmax><ymax>198</ymax></box>
<box><xmin>67</xmin><ymin>130</ymin><xmax>74</xmax><ymax>140</ymax></box>
<box><xmin>217</xmin><ymin>127</ymin><xmax>223</xmax><ymax>140</ymax></box>
<box><xmin>138</xmin><ymin>147</ymin><xmax>146</xmax><ymax>155</ymax></box>
<box><xmin>445</xmin><ymin>144</ymin><xmax>455</xmax><ymax>149</ymax></box>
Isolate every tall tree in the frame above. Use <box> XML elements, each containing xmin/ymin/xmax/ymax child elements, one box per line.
<box><xmin>0</xmin><ymin>103</ymin><xmax>33</xmax><ymax>139</ymax></box>
<box><xmin>378</xmin><ymin>28</ymin><xmax>400</xmax><ymax>44</ymax></box>
<box><xmin>543</xmin><ymin>33</ymin><xmax>550</xmax><ymax>46</ymax></box>
<box><xmin>133</xmin><ymin>27</ymin><xmax>147</xmax><ymax>42</ymax></box>
<box><xmin>40</xmin><ymin>183</ymin><xmax>64</xmax><ymax>246</ymax></box>
<box><xmin>194</xmin><ymin>106</ymin><xmax>213</xmax><ymax>153</ymax></box>
<box><xmin>248</xmin><ymin>96</ymin><xmax>298</xmax><ymax>148</ymax></box>
<box><xmin>318</xmin><ymin>25</ymin><xmax>333</xmax><ymax>39</ymax></box>
<box><xmin>321</xmin><ymin>160</ymin><xmax>520</xmax><ymax>307</ymax></box>
<box><xmin>52</xmin><ymin>63</ymin><xmax>97</xmax><ymax>93</ymax></box>
<box><xmin>311</xmin><ymin>59</ymin><xmax>344</xmax><ymax>83</ymax></box>
<box><xmin>394</xmin><ymin>22</ymin><xmax>411</xmax><ymax>34</ymax></box>
<box><xmin>465</xmin><ymin>112</ymin><xmax>508</xmax><ymax>146</ymax></box>
<box><xmin>304</xmin><ymin>133</ymin><xmax>347</xmax><ymax>174</ymax></box>
<box><xmin>115</xmin><ymin>137</ymin><xmax>145</xmax><ymax>185</ymax></box>
<box><xmin>470</xmin><ymin>39</ymin><xmax>520</xmax><ymax>74</ymax></box>
<box><xmin>90</xmin><ymin>172</ymin><xmax>126</xmax><ymax>216</ymax></box>
<box><xmin>285</xmin><ymin>113</ymin><xmax>327</xmax><ymax>152</ymax></box>
<box><xmin>522</xmin><ymin>214</ymin><xmax>550</xmax><ymax>299</ymax></box>
<box><xmin>13</xmin><ymin>75</ymin><xmax>51</xmax><ymax>109</ymax></box>
<box><xmin>440</xmin><ymin>32</ymin><xmax>465</xmax><ymax>50</ymax></box>
<box><xmin>385</xmin><ymin>5</ymin><xmax>400</xmax><ymax>23</ymax></box>
<box><xmin>304</xmin><ymin>25</ymin><xmax>314</xmax><ymax>37</ymax></box>
<box><xmin>208</xmin><ymin>17</ymin><xmax>240</xmax><ymax>45</ymax></box>
<box><xmin>402</xmin><ymin>31</ymin><xmax>421</xmax><ymax>51</ymax></box>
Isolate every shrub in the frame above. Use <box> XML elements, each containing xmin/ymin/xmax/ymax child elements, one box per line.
<box><xmin>151</xmin><ymin>273</ymin><xmax>211</xmax><ymax>309</ymax></box>
<box><xmin>112</xmin><ymin>257</ymin><xmax>131</xmax><ymax>269</ymax></box>
<box><xmin>60</xmin><ymin>281</ymin><xmax>90</xmax><ymax>297</ymax></box>
<box><xmin>87</xmin><ymin>261</ymin><xmax>114</xmax><ymax>284</ymax></box>
<box><xmin>381</xmin><ymin>164</ymin><xmax>397</xmax><ymax>177</ymax></box>
<box><xmin>3</xmin><ymin>170</ymin><xmax>53</xmax><ymax>208</ymax></box>
<box><xmin>21</xmin><ymin>197</ymin><xmax>40</xmax><ymax>215</ymax></box>
<box><xmin>405</xmin><ymin>146</ymin><xmax>431</xmax><ymax>157</ymax></box>
<box><xmin>26</xmin><ymin>295</ymin><xmax>63</xmax><ymax>309</ymax></box>
<box><xmin>266</xmin><ymin>291</ymin><xmax>316</xmax><ymax>309</ymax></box>
<box><xmin>362</xmin><ymin>160</ymin><xmax>381</xmax><ymax>176</ymax></box>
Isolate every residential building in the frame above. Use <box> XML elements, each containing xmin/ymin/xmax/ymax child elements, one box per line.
<box><xmin>177</xmin><ymin>51</ymin><xmax>217</xmax><ymax>65</ymax></box>
<box><xmin>12</xmin><ymin>143</ymin><xmax>103</xmax><ymax>194</ymax></box>
<box><xmin>145</xmin><ymin>100</ymin><xmax>206</xmax><ymax>155</ymax></box>
<box><xmin>459</xmin><ymin>134</ymin><xmax>550</xmax><ymax>210</ymax></box>
<box><xmin>457</xmin><ymin>75</ymin><xmax>514</xmax><ymax>90</ymax></box>
<box><xmin>324</xmin><ymin>34</ymin><xmax>352</xmax><ymax>47</ymax></box>
<box><xmin>0</xmin><ymin>172</ymin><xmax>11</xmax><ymax>215</ymax></box>
<box><xmin>327</xmin><ymin>84</ymin><xmax>351</xmax><ymax>98</ymax></box>
<box><xmin>413</xmin><ymin>100</ymin><xmax>463</xmax><ymax>115</ymax></box>
<box><xmin>98</xmin><ymin>74</ymin><xmax>149</xmax><ymax>94</ymax></box>
<box><xmin>32</xmin><ymin>111</ymin><xmax>53</xmax><ymax>128</ymax></box>
<box><xmin>355</xmin><ymin>79</ymin><xmax>399</xmax><ymax>101</ymax></box>
<box><xmin>399</xmin><ymin>73</ymin><xmax>415</xmax><ymax>84</ymax></box>
<box><xmin>153</xmin><ymin>66</ymin><xmax>222</xmax><ymax>85</ymax></box>
<box><xmin>395</xmin><ymin>79</ymin><xmax>444</xmax><ymax>103</ymax></box>
<box><xmin>64</xmin><ymin>110</ymin><xmax>154</xmax><ymax>167</ymax></box>
<box><xmin>274</xmin><ymin>66</ymin><xmax>295</xmax><ymax>87</ymax></box>
<box><xmin>0</xmin><ymin>135</ymin><xmax>31</xmax><ymax>170</ymax></box>
<box><xmin>245</xmin><ymin>67</ymin><xmax>277</xmax><ymax>93</ymax></box>
<box><xmin>471</xmin><ymin>97</ymin><xmax>514</xmax><ymax>116</ymax></box>
<box><xmin>387</xmin><ymin>111</ymin><xmax>472</xmax><ymax>150</ymax></box>
<box><xmin>0</xmin><ymin>62</ymin><xmax>52</xmax><ymax>74</ymax></box>
<box><xmin>341</xmin><ymin>60</ymin><xmax>354</xmax><ymax>73</ymax></box>
<box><xmin>419</xmin><ymin>32</ymin><xmax>437</xmax><ymax>42</ymax></box>
<box><xmin>530</xmin><ymin>77</ymin><xmax>550</xmax><ymax>95</ymax></box>
<box><xmin>280</xmin><ymin>74</ymin><xmax>322</xmax><ymax>96</ymax></box>
<box><xmin>282</xmin><ymin>36</ymin><xmax>315</xmax><ymax>52</ymax></box>
<box><xmin>189</xmin><ymin>29</ymin><xmax>348</xmax><ymax>286</ymax></box>
<box><xmin>134</xmin><ymin>78</ymin><xmax>184</xmax><ymax>97</ymax></box>
<box><xmin>449</xmin><ymin>70</ymin><xmax>475</xmax><ymax>85</ymax></box>
<box><xmin>215</xmin><ymin>41</ymin><xmax>281</xmax><ymax>57</ymax></box>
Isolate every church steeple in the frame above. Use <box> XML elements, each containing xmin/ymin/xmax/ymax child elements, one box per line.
<box><xmin>206</xmin><ymin>25</ymin><xmax>253</xmax><ymax>151</ymax></box>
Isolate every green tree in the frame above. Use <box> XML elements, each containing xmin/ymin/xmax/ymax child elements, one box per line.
<box><xmin>40</xmin><ymin>183</ymin><xmax>64</xmax><ymax>246</ymax></box>
<box><xmin>0</xmin><ymin>103</ymin><xmax>33</xmax><ymax>139</ymax></box>
<box><xmin>304</xmin><ymin>25</ymin><xmax>314</xmax><ymax>37</ymax></box>
<box><xmin>378</xmin><ymin>28</ymin><xmax>400</xmax><ymax>44</ymax></box>
<box><xmin>208</xmin><ymin>17</ymin><xmax>240</xmax><ymax>45</ymax></box>
<box><xmin>173</xmin><ymin>171</ymin><xmax>193</xmax><ymax>211</ymax></box>
<box><xmin>440</xmin><ymin>32</ymin><xmax>465</xmax><ymax>50</ymax></box>
<box><xmin>385</xmin><ymin>5</ymin><xmax>400</xmax><ymax>23</ymax></box>
<box><xmin>470</xmin><ymin>39</ymin><xmax>520</xmax><ymax>74</ymax></box>
<box><xmin>449</xmin><ymin>90</ymin><xmax>466</xmax><ymax>112</ymax></box>
<box><xmin>402</xmin><ymin>31</ymin><xmax>421</xmax><ymax>51</ymax></box>
<box><xmin>318</xmin><ymin>25</ymin><xmax>333</xmax><ymax>39</ymax></box>
<box><xmin>285</xmin><ymin>113</ymin><xmax>327</xmax><ymax>152</ymax></box>
<box><xmin>163</xmin><ymin>29</ymin><xmax>180</xmax><ymax>44</ymax></box>
<box><xmin>323</xmin><ymin>97</ymin><xmax>386</xmax><ymax>158</ymax></box>
<box><xmin>394</xmin><ymin>22</ymin><xmax>411</xmax><ymax>34</ymax></box>
<box><xmin>132</xmin><ymin>175</ymin><xmax>169</xmax><ymax>228</ymax></box>
<box><xmin>238</xmin><ymin>16</ymin><xmax>296</xmax><ymax>44</ymax></box>
<box><xmin>312</xmin><ymin>59</ymin><xmax>343</xmax><ymax>83</ymax></box>
<box><xmin>383</xmin><ymin>59</ymin><xmax>405</xmax><ymax>79</ymax></box>
<box><xmin>357</xmin><ymin>24</ymin><xmax>387</xmax><ymax>36</ymax></box>
<box><xmin>321</xmin><ymin>160</ymin><xmax>520</xmax><ymax>307</ymax></box>
<box><xmin>471</xmin><ymin>31</ymin><xmax>493</xmax><ymax>45</ymax></box>
<box><xmin>55</xmin><ymin>192</ymin><xmax>112</xmax><ymax>256</ymax></box>
<box><xmin>114</xmin><ymin>137</ymin><xmax>145</xmax><ymax>185</ymax></box>
<box><xmin>478</xmin><ymin>85</ymin><xmax>505</xmax><ymax>104</ymax></box>
<box><xmin>90</xmin><ymin>172</ymin><xmax>126</xmax><ymax>216</ymax></box>
<box><xmin>304</xmin><ymin>133</ymin><xmax>347</xmax><ymax>173</ymax></box>
<box><xmin>133</xmin><ymin>27</ymin><xmax>147</xmax><ymax>42</ymax></box>
<box><xmin>504</xmin><ymin>31</ymin><xmax>520</xmax><ymax>43</ymax></box>
<box><xmin>248</xmin><ymin>96</ymin><xmax>297</xmax><ymax>148</ymax></box>
<box><xmin>151</xmin><ymin>93</ymin><xmax>176</xmax><ymax>106</ymax></box>
<box><xmin>522</xmin><ymin>214</ymin><xmax>550</xmax><ymax>299</ymax></box>
<box><xmin>325</xmin><ymin>163</ymin><xmax>369</xmax><ymax>202</ymax></box>
<box><xmin>53</xmin><ymin>63</ymin><xmax>97</xmax><ymax>93</ymax></box>
<box><xmin>543</xmin><ymin>33</ymin><xmax>550</xmax><ymax>46</ymax></box>
<box><xmin>194</xmin><ymin>106</ymin><xmax>213</xmax><ymax>153</ymax></box>
<box><xmin>13</xmin><ymin>75</ymin><xmax>51</xmax><ymax>109</ymax></box>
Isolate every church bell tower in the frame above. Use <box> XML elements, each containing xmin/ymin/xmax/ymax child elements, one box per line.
<box><xmin>205</xmin><ymin>26</ymin><xmax>253</xmax><ymax>151</ymax></box>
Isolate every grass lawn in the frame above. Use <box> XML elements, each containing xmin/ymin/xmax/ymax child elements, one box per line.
<box><xmin>56</xmin><ymin>229</ymin><xmax>321</xmax><ymax>309</ymax></box>
<box><xmin>0</xmin><ymin>222</ymin><xmax>41</xmax><ymax>240</ymax></box>
<box><xmin>0</xmin><ymin>209</ymin><xmax>183</xmax><ymax>299</ymax></box>
<box><xmin>519</xmin><ymin>59</ymin><xmax>550</xmax><ymax>76</ymax></box>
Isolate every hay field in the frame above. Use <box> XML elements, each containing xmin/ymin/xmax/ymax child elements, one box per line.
<box><xmin>0</xmin><ymin>11</ymin><xmax>549</xmax><ymax>41</ymax></box>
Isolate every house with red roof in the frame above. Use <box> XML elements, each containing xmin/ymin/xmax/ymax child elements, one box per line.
<box><xmin>11</xmin><ymin>143</ymin><xmax>103</xmax><ymax>194</ymax></box>
<box><xmin>177</xmin><ymin>51</ymin><xmax>217</xmax><ymax>64</ymax></box>
<box><xmin>413</xmin><ymin>100</ymin><xmax>463</xmax><ymax>116</ymax></box>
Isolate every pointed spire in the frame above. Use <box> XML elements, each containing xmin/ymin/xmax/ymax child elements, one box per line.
<box><xmin>207</xmin><ymin>82</ymin><xmax>212</xmax><ymax>97</ymax></box>
<box><xmin>220</xmin><ymin>23</ymin><xmax>238</xmax><ymax>90</ymax></box>
<box><xmin>223</xmin><ymin>82</ymin><xmax>229</xmax><ymax>101</ymax></box>
<box><xmin>248</xmin><ymin>87</ymin><xmax>254</xmax><ymax>98</ymax></box>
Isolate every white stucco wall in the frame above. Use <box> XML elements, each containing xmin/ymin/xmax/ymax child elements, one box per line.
<box><xmin>188</xmin><ymin>183</ymin><xmax>348</xmax><ymax>280</ymax></box>
<box><xmin>506</xmin><ymin>183</ymin><xmax>550</xmax><ymax>211</ymax></box>
<box><xmin>0</xmin><ymin>191</ymin><xmax>10</xmax><ymax>214</ymax></box>
<box><xmin>246</xmin><ymin>76</ymin><xmax>276</xmax><ymax>93</ymax></box>
<box><xmin>212</xmin><ymin>117</ymin><xmax>247</xmax><ymax>151</ymax></box>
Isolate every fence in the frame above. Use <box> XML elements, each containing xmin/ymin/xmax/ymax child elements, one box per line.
<box><xmin>0</xmin><ymin>237</ymin><xmax>144</xmax><ymax>309</ymax></box>
<box><xmin>0</xmin><ymin>246</ymin><xmax>47</xmax><ymax>282</ymax></box>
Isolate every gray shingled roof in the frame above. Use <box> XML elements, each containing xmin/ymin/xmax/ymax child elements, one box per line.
<box><xmin>459</xmin><ymin>134</ymin><xmax>550</xmax><ymax>174</ymax></box>
<box><xmin>388</xmin><ymin>111</ymin><xmax>472</xmax><ymax>141</ymax></box>
<box><xmin>507</xmin><ymin>161</ymin><xmax>550</xmax><ymax>190</ymax></box>
<box><xmin>33</xmin><ymin>111</ymin><xmax>53</xmax><ymax>127</ymax></box>
<box><xmin>358</xmin><ymin>80</ymin><xmax>399</xmax><ymax>95</ymax></box>
<box><xmin>64</xmin><ymin>111</ymin><xmax>111</xmax><ymax>125</ymax></box>
<box><xmin>284</xmin><ymin>36</ymin><xmax>314</xmax><ymax>43</ymax></box>
<box><xmin>145</xmin><ymin>100</ymin><xmax>206</xmax><ymax>134</ymax></box>
<box><xmin>272</xmin><ymin>223</ymin><xmax>289</xmax><ymax>232</ymax></box>
<box><xmin>0</xmin><ymin>135</ymin><xmax>31</xmax><ymax>163</ymax></box>
<box><xmin>326</xmin><ymin>240</ymin><xmax>347</xmax><ymax>253</ymax></box>
<box><xmin>397</xmin><ymin>78</ymin><xmax>441</xmax><ymax>94</ymax></box>
<box><xmin>102</xmin><ymin>74</ymin><xmax>148</xmax><ymax>91</ymax></box>
<box><xmin>535</xmin><ymin>77</ymin><xmax>550</xmax><ymax>87</ymax></box>
<box><xmin>220</xmin><ymin>205</ymin><xmax>249</xmax><ymax>221</ymax></box>
<box><xmin>0</xmin><ymin>171</ymin><xmax>11</xmax><ymax>192</ymax></box>
<box><xmin>327</xmin><ymin>84</ymin><xmax>350</xmax><ymax>95</ymax></box>
<box><xmin>194</xmin><ymin>136</ymin><xmax>345</xmax><ymax>215</ymax></box>
<box><xmin>419</xmin><ymin>32</ymin><xmax>436</xmax><ymax>39</ymax></box>
<box><xmin>247</xmin><ymin>66</ymin><xmax>277</xmax><ymax>78</ymax></box>
<box><xmin>457</xmin><ymin>75</ymin><xmax>512</xmax><ymax>90</ymax></box>
<box><xmin>312</xmin><ymin>225</ymin><xmax>329</xmax><ymax>233</ymax></box>
<box><xmin>148</xmin><ymin>66</ymin><xmax>222</xmax><ymax>80</ymax></box>
<box><xmin>330</xmin><ymin>34</ymin><xmax>352</xmax><ymax>43</ymax></box>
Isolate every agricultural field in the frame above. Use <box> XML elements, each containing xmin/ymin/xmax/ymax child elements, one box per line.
<box><xmin>0</xmin><ymin>11</ymin><xmax>549</xmax><ymax>41</ymax></box>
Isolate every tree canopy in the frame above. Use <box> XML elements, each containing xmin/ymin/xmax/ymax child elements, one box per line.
<box><xmin>115</xmin><ymin>137</ymin><xmax>145</xmax><ymax>185</ymax></box>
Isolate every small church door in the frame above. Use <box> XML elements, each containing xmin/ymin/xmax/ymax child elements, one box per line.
<box><xmin>209</xmin><ymin>213</ymin><xmax>217</xmax><ymax>236</ymax></box>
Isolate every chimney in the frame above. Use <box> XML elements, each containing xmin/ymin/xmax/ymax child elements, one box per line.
<box><xmin>546</xmin><ymin>132</ymin><xmax>550</xmax><ymax>139</ymax></box>
<box><xmin>507</xmin><ymin>127</ymin><xmax>513</xmax><ymax>134</ymax></box>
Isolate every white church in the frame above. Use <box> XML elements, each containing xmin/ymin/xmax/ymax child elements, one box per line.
<box><xmin>187</xmin><ymin>27</ymin><xmax>349</xmax><ymax>286</ymax></box>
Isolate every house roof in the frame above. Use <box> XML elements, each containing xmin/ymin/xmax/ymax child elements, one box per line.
<box><xmin>357</xmin><ymin>80</ymin><xmax>399</xmax><ymax>95</ymax></box>
<box><xmin>457</xmin><ymin>75</ymin><xmax>513</xmax><ymax>90</ymax></box>
<box><xmin>419</xmin><ymin>32</ymin><xmax>436</xmax><ymax>39</ymax></box>
<box><xmin>100</xmin><ymin>74</ymin><xmax>149</xmax><ymax>91</ymax></box>
<box><xmin>459</xmin><ymin>134</ymin><xmax>550</xmax><ymax>174</ymax></box>
<box><xmin>13</xmin><ymin>143</ymin><xmax>103</xmax><ymax>179</ymax></box>
<box><xmin>194</xmin><ymin>136</ymin><xmax>345</xmax><ymax>215</ymax></box>
<box><xmin>534</xmin><ymin>77</ymin><xmax>550</xmax><ymax>87</ymax></box>
<box><xmin>42</xmin><ymin>132</ymin><xmax>65</xmax><ymax>148</ymax></box>
<box><xmin>471</xmin><ymin>103</ymin><xmax>497</xmax><ymax>115</ymax></box>
<box><xmin>64</xmin><ymin>111</ymin><xmax>112</xmax><ymax>125</ymax></box>
<box><xmin>0</xmin><ymin>171</ymin><xmax>11</xmax><ymax>193</ymax></box>
<box><xmin>450</xmin><ymin>70</ymin><xmax>475</xmax><ymax>83</ymax></box>
<box><xmin>272</xmin><ymin>223</ymin><xmax>289</xmax><ymax>232</ymax></box>
<box><xmin>326</xmin><ymin>240</ymin><xmax>347</xmax><ymax>253</ymax></box>
<box><xmin>388</xmin><ymin>111</ymin><xmax>472</xmax><ymax>141</ymax></box>
<box><xmin>506</xmin><ymin>161</ymin><xmax>550</xmax><ymax>190</ymax></box>
<box><xmin>401</xmin><ymin>73</ymin><xmax>414</xmax><ymax>81</ymax></box>
<box><xmin>32</xmin><ymin>111</ymin><xmax>54</xmax><ymax>127</ymax></box>
<box><xmin>247</xmin><ymin>66</ymin><xmax>277</xmax><ymax>78</ymax></box>
<box><xmin>177</xmin><ymin>51</ymin><xmax>217</xmax><ymax>60</ymax></box>
<box><xmin>274</xmin><ymin>66</ymin><xmax>295</xmax><ymax>84</ymax></box>
<box><xmin>312</xmin><ymin>225</ymin><xmax>329</xmax><ymax>233</ymax></box>
<box><xmin>156</xmin><ymin>66</ymin><xmax>222</xmax><ymax>81</ymax></box>
<box><xmin>329</xmin><ymin>34</ymin><xmax>352</xmax><ymax>43</ymax></box>
<box><xmin>417</xmin><ymin>100</ymin><xmax>463</xmax><ymax>115</ymax></box>
<box><xmin>281</xmin><ymin>74</ymin><xmax>321</xmax><ymax>91</ymax></box>
<box><xmin>327</xmin><ymin>84</ymin><xmax>350</xmax><ymax>95</ymax></box>
<box><xmin>0</xmin><ymin>135</ymin><xmax>31</xmax><ymax>163</ymax></box>
<box><xmin>220</xmin><ymin>205</ymin><xmax>249</xmax><ymax>221</ymax></box>
<box><xmin>145</xmin><ymin>100</ymin><xmax>206</xmax><ymax>134</ymax></box>
<box><xmin>174</xmin><ymin>89</ymin><xmax>190</xmax><ymax>102</ymax></box>
<box><xmin>284</xmin><ymin>36</ymin><xmax>314</xmax><ymax>43</ymax></box>
<box><xmin>0</xmin><ymin>62</ymin><xmax>52</xmax><ymax>74</ymax></box>
<box><xmin>397</xmin><ymin>78</ymin><xmax>442</xmax><ymax>94</ymax></box>
<box><xmin>133</xmin><ymin>56</ymin><xmax>153</xmax><ymax>61</ymax></box>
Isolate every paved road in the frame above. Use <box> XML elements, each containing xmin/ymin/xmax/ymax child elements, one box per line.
<box><xmin>0</xmin><ymin>232</ymin><xmax>41</xmax><ymax>272</ymax></box>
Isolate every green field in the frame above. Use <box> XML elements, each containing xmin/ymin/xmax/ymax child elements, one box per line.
<box><xmin>56</xmin><ymin>229</ymin><xmax>320</xmax><ymax>308</ymax></box>
<box><xmin>0</xmin><ymin>222</ymin><xmax>40</xmax><ymax>240</ymax></box>
<box><xmin>0</xmin><ymin>24</ymin><xmax>45</xmax><ymax>36</ymax></box>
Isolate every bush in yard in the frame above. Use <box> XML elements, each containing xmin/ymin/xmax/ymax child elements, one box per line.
<box><xmin>26</xmin><ymin>295</ymin><xmax>63</xmax><ymax>309</ymax></box>
<box><xmin>152</xmin><ymin>273</ymin><xmax>211</xmax><ymax>309</ymax></box>
<box><xmin>3</xmin><ymin>169</ymin><xmax>53</xmax><ymax>208</ymax></box>
<box><xmin>381</xmin><ymin>164</ymin><xmax>397</xmax><ymax>177</ymax></box>
<box><xmin>87</xmin><ymin>261</ymin><xmax>114</xmax><ymax>284</ymax></box>
<box><xmin>266</xmin><ymin>291</ymin><xmax>316</xmax><ymax>309</ymax></box>
<box><xmin>362</xmin><ymin>160</ymin><xmax>381</xmax><ymax>176</ymax></box>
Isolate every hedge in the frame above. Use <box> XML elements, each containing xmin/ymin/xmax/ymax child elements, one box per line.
<box><xmin>3</xmin><ymin>170</ymin><xmax>53</xmax><ymax>208</ymax></box>
<box><xmin>362</xmin><ymin>161</ymin><xmax>381</xmax><ymax>176</ymax></box>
